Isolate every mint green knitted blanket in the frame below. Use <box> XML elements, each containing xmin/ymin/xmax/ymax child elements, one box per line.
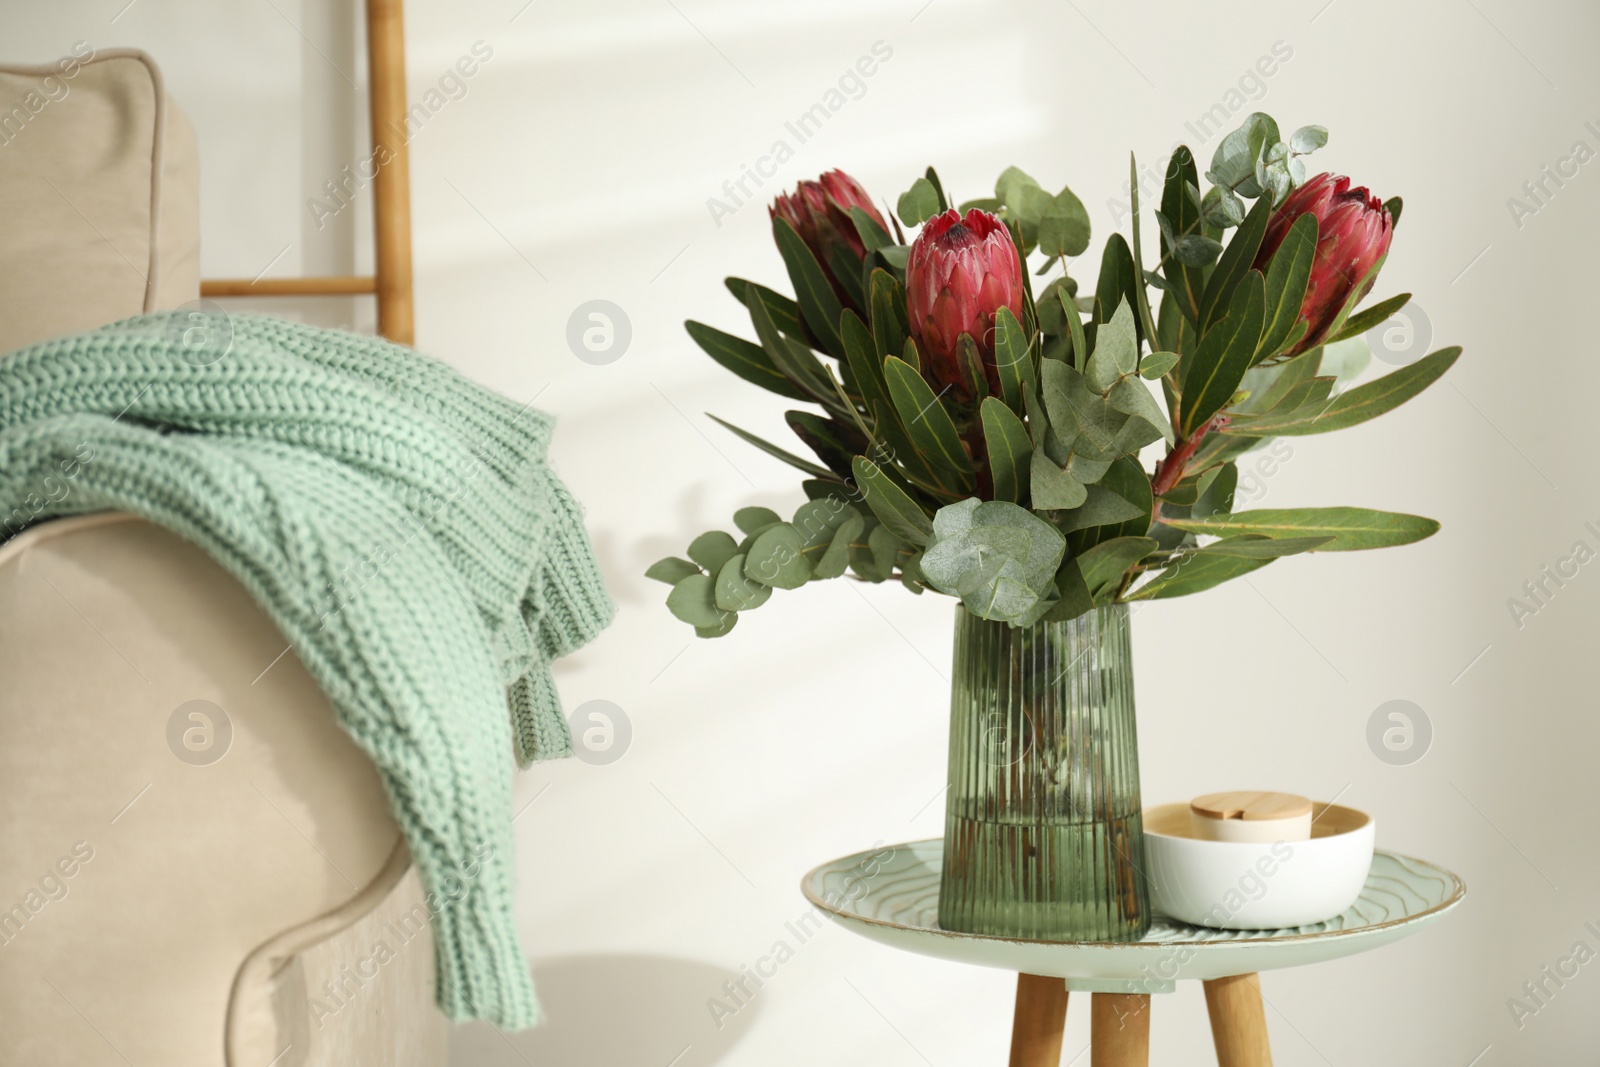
<box><xmin>0</xmin><ymin>312</ymin><xmax>613</xmax><ymax>1028</ymax></box>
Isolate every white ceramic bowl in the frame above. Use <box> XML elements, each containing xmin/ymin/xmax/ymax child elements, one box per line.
<box><xmin>1143</xmin><ymin>801</ymin><xmax>1376</xmax><ymax>930</ymax></box>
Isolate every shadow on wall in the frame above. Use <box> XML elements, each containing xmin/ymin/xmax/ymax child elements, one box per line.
<box><xmin>449</xmin><ymin>953</ymin><xmax>761</xmax><ymax>1066</ymax></box>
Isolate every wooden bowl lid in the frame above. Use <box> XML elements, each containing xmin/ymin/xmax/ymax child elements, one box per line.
<box><xmin>1191</xmin><ymin>790</ymin><xmax>1314</xmax><ymax>822</ymax></box>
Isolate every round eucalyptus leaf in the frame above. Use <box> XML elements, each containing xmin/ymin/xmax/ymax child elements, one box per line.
<box><xmin>666</xmin><ymin>573</ymin><xmax>729</xmax><ymax>629</ymax></box>
<box><xmin>919</xmin><ymin>498</ymin><xmax>1066</xmax><ymax>626</ymax></box>
<box><xmin>811</xmin><ymin>513</ymin><xmax>864</xmax><ymax>580</ymax></box>
<box><xmin>687</xmin><ymin>530</ymin><xmax>740</xmax><ymax>574</ymax></box>
<box><xmin>716</xmin><ymin>553</ymin><xmax>772</xmax><ymax>612</ymax></box>
<box><xmin>734</xmin><ymin>506</ymin><xmax>784</xmax><ymax>535</ymax></box>
<box><xmin>696</xmin><ymin>613</ymin><xmax>738</xmax><ymax>638</ymax></box>
<box><xmin>744</xmin><ymin>524</ymin><xmax>812</xmax><ymax>590</ymax></box>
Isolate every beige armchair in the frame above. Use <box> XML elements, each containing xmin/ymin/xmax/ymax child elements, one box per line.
<box><xmin>0</xmin><ymin>49</ymin><xmax>448</xmax><ymax>1067</ymax></box>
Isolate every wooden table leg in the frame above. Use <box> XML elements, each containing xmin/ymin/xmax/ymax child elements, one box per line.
<box><xmin>1203</xmin><ymin>973</ymin><xmax>1273</xmax><ymax>1067</ymax></box>
<box><xmin>1008</xmin><ymin>974</ymin><xmax>1069</xmax><ymax>1067</ymax></box>
<box><xmin>1090</xmin><ymin>992</ymin><xmax>1150</xmax><ymax>1066</ymax></box>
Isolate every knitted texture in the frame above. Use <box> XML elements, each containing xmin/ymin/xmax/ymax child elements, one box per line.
<box><xmin>0</xmin><ymin>312</ymin><xmax>614</xmax><ymax>1028</ymax></box>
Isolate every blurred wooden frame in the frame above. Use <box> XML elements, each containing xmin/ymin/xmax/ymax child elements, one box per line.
<box><xmin>200</xmin><ymin>0</ymin><xmax>415</xmax><ymax>345</ymax></box>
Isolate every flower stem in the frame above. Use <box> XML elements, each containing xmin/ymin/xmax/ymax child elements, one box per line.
<box><xmin>1149</xmin><ymin>414</ymin><xmax>1227</xmax><ymax>521</ymax></box>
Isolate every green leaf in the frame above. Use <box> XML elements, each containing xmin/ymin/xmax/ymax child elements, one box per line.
<box><xmin>1201</xmin><ymin>185</ymin><xmax>1246</xmax><ymax>229</ymax></box>
<box><xmin>744</xmin><ymin>280</ymin><xmax>834</xmax><ymax>404</ymax></box>
<box><xmin>924</xmin><ymin>166</ymin><xmax>950</xmax><ymax>212</ymax></box>
<box><xmin>1198</xmin><ymin>195</ymin><xmax>1272</xmax><ymax>331</ymax></box>
<box><xmin>733</xmin><ymin>507</ymin><xmax>783</xmax><ymax>534</ymax></box>
<box><xmin>725</xmin><ymin>278</ymin><xmax>806</xmax><ymax>342</ymax></box>
<box><xmin>1255</xmin><ymin>140</ymin><xmax>1293</xmax><ymax>203</ymax></box>
<box><xmin>1237</xmin><ymin>348</ymin><xmax>1320</xmax><ymax>414</ymax></box>
<box><xmin>646</xmin><ymin>557</ymin><xmax>701</xmax><ymax>585</ymax></box>
<box><xmin>1094</xmin><ymin>234</ymin><xmax>1140</xmax><ymax>333</ymax></box>
<box><xmin>980</xmin><ymin>397</ymin><xmax>1032</xmax><ymax>504</ymax></box>
<box><xmin>840</xmin><ymin>309</ymin><xmax>890</xmax><ymax>412</ymax></box>
<box><xmin>787</xmin><ymin>411</ymin><xmax>864</xmax><ymax>478</ymax></box>
<box><xmin>685</xmin><ymin>320</ymin><xmax>811</xmax><ymax>402</ymax></box>
<box><xmin>874</xmin><ymin>244</ymin><xmax>910</xmax><ymax>275</ymax></box>
<box><xmin>1076</xmin><ymin>536</ymin><xmax>1156</xmax><ymax>598</ymax></box>
<box><xmin>919</xmin><ymin>498</ymin><xmax>1067</xmax><ymax>626</ymax></box>
<box><xmin>1221</xmin><ymin>346</ymin><xmax>1460</xmax><ymax>436</ymax></box>
<box><xmin>1208</xmin><ymin>113</ymin><xmax>1279</xmax><ymax>199</ymax></box>
<box><xmin>899</xmin><ymin>550</ymin><xmax>927</xmax><ymax>593</ymax></box>
<box><xmin>852</xmin><ymin>456</ymin><xmax>933</xmax><ymax>545</ymax></box>
<box><xmin>709</xmin><ymin>414</ymin><xmax>833</xmax><ymax>478</ymax></box>
<box><xmin>803</xmin><ymin>479</ymin><xmax>854</xmax><ymax>504</ymax></box>
<box><xmin>1056</xmin><ymin>482</ymin><xmax>1142</xmax><ymax>531</ymax></box>
<box><xmin>1124</xmin><ymin>549</ymin><xmax>1275</xmax><ymax>600</ymax></box>
<box><xmin>772</xmin><ymin>215</ymin><xmax>844</xmax><ymax>356</ymax></box>
<box><xmin>900</xmin><ymin>336</ymin><xmax>922</xmax><ymax>376</ymax></box>
<box><xmin>1127</xmin><ymin>153</ymin><xmax>1161</xmax><ymax>346</ymax></box>
<box><xmin>1041</xmin><ymin>359</ymin><xmax>1121</xmax><ymax>457</ymax></box>
<box><xmin>852</xmin><ymin>522</ymin><xmax>901</xmax><ymax>582</ymax></box>
<box><xmin>1261</xmin><ymin>375</ymin><xmax>1335</xmax><ymax>416</ymax></box>
<box><xmin>995</xmin><ymin>166</ymin><xmax>1053</xmax><ymax>248</ymax></box>
<box><xmin>883</xmin><ymin>355</ymin><xmax>969</xmax><ymax>473</ymax></box>
<box><xmin>1172</xmin><ymin>233</ymin><xmax>1223</xmax><ymax>267</ymax></box>
<box><xmin>1384</xmin><ymin>196</ymin><xmax>1403</xmax><ymax>227</ymax></box>
<box><xmin>1257</xmin><ymin>213</ymin><xmax>1317</xmax><ymax>359</ymax></box>
<box><xmin>1289</xmin><ymin>124</ymin><xmax>1328</xmax><ymax>154</ymax></box>
<box><xmin>1031</xmin><ymin>450</ymin><xmax>1087</xmax><ymax>509</ymax></box>
<box><xmin>1109</xmin><ymin>377</ymin><xmax>1174</xmax><ymax>447</ymax></box>
<box><xmin>1037</xmin><ymin>183</ymin><xmax>1092</xmax><ymax>259</ymax></box>
<box><xmin>1063</xmin><ymin>289</ymin><xmax>1090</xmax><ymax>372</ymax></box>
<box><xmin>1159</xmin><ymin>147</ymin><xmax>1205</xmax><ymax>322</ymax></box>
<box><xmin>1067</xmin><ymin>456</ymin><xmax>1153</xmax><ymax>550</ymax></box>
<box><xmin>1324</xmin><ymin>292</ymin><xmax>1412</xmax><ymax>346</ymax></box>
<box><xmin>687</xmin><ymin>531</ymin><xmax>740</xmax><ymax>573</ymax></box>
<box><xmin>1200</xmin><ymin>534</ymin><xmax>1335</xmax><ymax>558</ymax></box>
<box><xmin>792</xmin><ymin>499</ymin><xmax>856</xmax><ymax>552</ymax></box>
<box><xmin>735</xmin><ymin>519</ymin><xmax>783</xmax><ymax>556</ymax></box>
<box><xmin>1140</xmin><ymin>350</ymin><xmax>1179</xmax><ymax>380</ymax></box>
<box><xmin>826</xmin><ymin>243</ymin><xmax>867</xmax><ymax>311</ymax></box>
<box><xmin>956</xmin><ymin>335</ymin><xmax>989</xmax><ymax>401</ymax></box>
<box><xmin>1180</xmin><ymin>270</ymin><xmax>1265</xmax><ymax>436</ymax></box>
<box><xmin>791</xmin><ymin>500</ymin><xmax>863</xmax><ymax>579</ymax></box>
<box><xmin>1085</xmin><ymin>298</ymin><xmax>1139</xmax><ymax>393</ymax></box>
<box><xmin>1163</xmin><ymin>506</ymin><xmax>1441</xmax><ymax>551</ymax></box>
<box><xmin>716</xmin><ymin>553</ymin><xmax>773</xmax><ymax>611</ymax></box>
<box><xmin>1192</xmin><ymin>461</ymin><xmax>1237</xmax><ymax>518</ymax></box>
<box><xmin>743</xmin><ymin>524</ymin><xmax>813</xmax><ymax>589</ymax></box>
<box><xmin>695</xmin><ymin>614</ymin><xmax>738</xmax><ymax>638</ymax></box>
<box><xmin>1041</xmin><ymin>559</ymin><xmax>1095</xmax><ymax>621</ymax></box>
<box><xmin>1035</xmin><ymin>278</ymin><xmax>1070</xmax><ymax>336</ymax></box>
<box><xmin>849</xmin><ymin>206</ymin><xmax>893</xmax><ymax>253</ymax></box>
<box><xmin>667</xmin><ymin>573</ymin><xmax>732</xmax><ymax>628</ymax></box>
<box><xmin>897</xmin><ymin>177</ymin><xmax>941</xmax><ymax>227</ymax></box>
<box><xmin>869</xmin><ymin>269</ymin><xmax>909</xmax><ymax>362</ymax></box>
<box><xmin>812</xmin><ymin>515</ymin><xmax>862</xmax><ymax>579</ymax></box>
<box><xmin>992</xmin><ymin>307</ymin><xmax>1033</xmax><ymax>411</ymax></box>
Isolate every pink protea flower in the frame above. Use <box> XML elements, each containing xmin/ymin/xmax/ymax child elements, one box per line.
<box><xmin>905</xmin><ymin>208</ymin><xmax>1024</xmax><ymax>396</ymax></box>
<box><xmin>1253</xmin><ymin>173</ymin><xmax>1394</xmax><ymax>355</ymax></box>
<box><xmin>770</xmin><ymin>170</ymin><xmax>889</xmax><ymax>311</ymax></box>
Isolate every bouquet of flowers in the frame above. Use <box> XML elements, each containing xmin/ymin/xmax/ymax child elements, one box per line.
<box><xmin>650</xmin><ymin>112</ymin><xmax>1458</xmax><ymax>636</ymax></box>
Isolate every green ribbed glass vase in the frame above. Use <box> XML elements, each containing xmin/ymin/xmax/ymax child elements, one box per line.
<box><xmin>938</xmin><ymin>602</ymin><xmax>1150</xmax><ymax>941</ymax></box>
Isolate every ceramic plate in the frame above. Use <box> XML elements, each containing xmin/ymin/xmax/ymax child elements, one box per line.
<box><xmin>801</xmin><ymin>838</ymin><xmax>1465</xmax><ymax>993</ymax></box>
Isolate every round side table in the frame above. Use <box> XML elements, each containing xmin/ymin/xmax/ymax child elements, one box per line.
<box><xmin>803</xmin><ymin>839</ymin><xmax>1464</xmax><ymax>1066</ymax></box>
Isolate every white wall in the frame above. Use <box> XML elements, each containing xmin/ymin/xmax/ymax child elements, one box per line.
<box><xmin>7</xmin><ymin>0</ymin><xmax>1599</xmax><ymax>1062</ymax></box>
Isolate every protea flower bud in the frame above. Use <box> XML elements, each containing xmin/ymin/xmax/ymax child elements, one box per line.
<box><xmin>905</xmin><ymin>208</ymin><xmax>1024</xmax><ymax>396</ymax></box>
<box><xmin>770</xmin><ymin>170</ymin><xmax>888</xmax><ymax>310</ymax></box>
<box><xmin>1253</xmin><ymin>172</ymin><xmax>1394</xmax><ymax>355</ymax></box>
